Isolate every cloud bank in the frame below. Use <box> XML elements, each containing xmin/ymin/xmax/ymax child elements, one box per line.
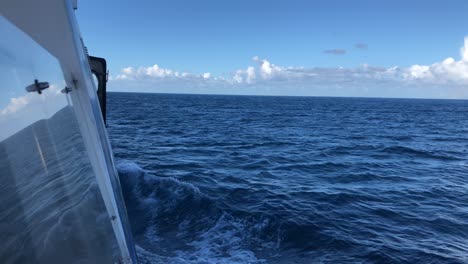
<box><xmin>110</xmin><ymin>37</ymin><xmax>468</xmax><ymax>99</ymax></box>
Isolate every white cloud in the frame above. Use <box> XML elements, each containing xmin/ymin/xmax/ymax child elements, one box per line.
<box><xmin>246</xmin><ymin>66</ymin><xmax>256</xmax><ymax>83</ymax></box>
<box><xmin>462</xmin><ymin>37</ymin><xmax>468</xmax><ymax>61</ymax></box>
<box><xmin>404</xmin><ymin>37</ymin><xmax>468</xmax><ymax>84</ymax></box>
<box><xmin>1</xmin><ymin>96</ymin><xmax>29</xmax><ymax>116</ymax></box>
<box><xmin>0</xmin><ymin>84</ymin><xmax>62</xmax><ymax>117</ymax></box>
<box><xmin>115</xmin><ymin>64</ymin><xmax>214</xmax><ymax>83</ymax></box>
<box><xmin>122</xmin><ymin>67</ymin><xmax>134</xmax><ymax>75</ymax></box>
<box><xmin>232</xmin><ymin>65</ymin><xmax>257</xmax><ymax>84</ymax></box>
<box><xmin>253</xmin><ymin>56</ymin><xmax>283</xmax><ymax>79</ymax></box>
<box><xmin>109</xmin><ymin>37</ymin><xmax>468</xmax><ymax>99</ymax></box>
<box><xmin>405</xmin><ymin>65</ymin><xmax>432</xmax><ymax>80</ymax></box>
<box><xmin>202</xmin><ymin>72</ymin><xmax>211</xmax><ymax>79</ymax></box>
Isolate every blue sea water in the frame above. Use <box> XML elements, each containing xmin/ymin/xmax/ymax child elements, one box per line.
<box><xmin>108</xmin><ymin>93</ymin><xmax>468</xmax><ymax>263</ymax></box>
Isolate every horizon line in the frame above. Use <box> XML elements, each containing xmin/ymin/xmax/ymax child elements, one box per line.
<box><xmin>107</xmin><ymin>91</ymin><xmax>468</xmax><ymax>101</ymax></box>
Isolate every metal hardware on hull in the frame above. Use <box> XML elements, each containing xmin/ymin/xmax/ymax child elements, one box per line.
<box><xmin>25</xmin><ymin>79</ymin><xmax>49</xmax><ymax>94</ymax></box>
<box><xmin>61</xmin><ymin>87</ymin><xmax>72</xmax><ymax>94</ymax></box>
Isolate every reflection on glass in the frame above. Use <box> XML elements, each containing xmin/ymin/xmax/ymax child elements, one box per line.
<box><xmin>92</xmin><ymin>73</ymin><xmax>99</xmax><ymax>91</ymax></box>
<box><xmin>0</xmin><ymin>16</ymin><xmax>122</xmax><ymax>263</ymax></box>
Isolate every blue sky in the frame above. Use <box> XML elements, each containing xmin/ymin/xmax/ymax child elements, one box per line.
<box><xmin>76</xmin><ymin>0</ymin><xmax>468</xmax><ymax>98</ymax></box>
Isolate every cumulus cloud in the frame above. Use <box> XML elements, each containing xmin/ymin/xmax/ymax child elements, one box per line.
<box><xmin>115</xmin><ymin>64</ymin><xmax>210</xmax><ymax>81</ymax></box>
<box><xmin>403</xmin><ymin>37</ymin><xmax>468</xmax><ymax>84</ymax></box>
<box><xmin>233</xmin><ymin>66</ymin><xmax>256</xmax><ymax>84</ymax></box>
<box><xmin>202</xmin><ymin>72</ymin><xmax>211</xmax><ymax>79</ymax></box>
<box><xmin>323</xmin><ymin>49</ymin><xmax>347</xmax><ymax>55</ymax></box>
<box><xmin>253</xmin><ymin>56</ymin><xmax>283</xmax><ymax>79</ymax></box>
<box><xmin>1</xmin><ymin>96</ymin><xmax>29</xmax><ymax>116</ymax></box>
<box><xmin>109</xmin><ymin>37</ymin><xmax>468</xmax><ymax>99</ymax></box>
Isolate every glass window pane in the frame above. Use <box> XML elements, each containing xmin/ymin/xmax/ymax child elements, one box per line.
<box><xmin>0</xmin><ymin>16</ymin><xmax>123</xmax><ymax>263</ymax></box>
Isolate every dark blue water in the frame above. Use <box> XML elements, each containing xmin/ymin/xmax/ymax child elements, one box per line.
<box><xmin>108</xmin><ymin>93</ymin><xmax>468</xmax><ymax>263</ymax></box>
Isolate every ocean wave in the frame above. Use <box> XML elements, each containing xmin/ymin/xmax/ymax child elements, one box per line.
<box><xmin>108</xmin><ymin>93</ymin><xmax>468</xmax><ymax>263</ymax></box>
<box><xmin>273</xmin><ymin>162</ymin><xmax>348</xmax><ymax>172</ymax></box>
<box><xmin>381</xmin><ymin>146</ymin><xmax>461</xmax><ymax>161</ymax></box>
<box><xmin>117</xmin><ymin>161</ymin><xmax>268</xmax><ymax>263</ymax></box>
<box><xmin>117</xmin><ymin>161</ymin><xmax>364</xmax><ymax>263</ymax></box>
<box><xmin>328</xmin><ymin>172</ymin><xmax>412</xmax><ymax>184</ymax></box>
<box><xmin>116</xmin><ymin>159</ymin><xmax>468</xmax><ymax>263</ymax></box>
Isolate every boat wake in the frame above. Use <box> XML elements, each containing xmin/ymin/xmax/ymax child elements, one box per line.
<box><xmin>116</xmin><ymin>161</ymin><xmax>272</xmax><ymax>264</ymax></box>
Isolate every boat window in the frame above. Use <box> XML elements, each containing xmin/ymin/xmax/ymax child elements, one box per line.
<box><xmin>0</xmin><ymin>16</ymin><xmax>124</xmax><ymax>263</ymax></box>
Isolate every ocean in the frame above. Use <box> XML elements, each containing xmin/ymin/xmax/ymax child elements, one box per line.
<box><xmin>108</xmin><ymin>92</ymin><xmax>468</xmax><ymax>263</ymax></box>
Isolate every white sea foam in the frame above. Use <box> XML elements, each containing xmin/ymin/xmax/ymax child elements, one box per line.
<box><xmin>175</xmin><ymin>212</ymin><xmax>263</xmax><ymax>264</ymax></box>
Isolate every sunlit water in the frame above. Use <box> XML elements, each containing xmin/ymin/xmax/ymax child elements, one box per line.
<box><xmin>108</xmin><ymin>93</ymin><xmax>468</xmax><ymax>263</ymax></box>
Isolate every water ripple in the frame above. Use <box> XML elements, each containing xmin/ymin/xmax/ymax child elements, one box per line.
<box><xmin>109</xmin><ymin>93</ymin><xmax>468</xmax><ymax>263</ymax></box>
